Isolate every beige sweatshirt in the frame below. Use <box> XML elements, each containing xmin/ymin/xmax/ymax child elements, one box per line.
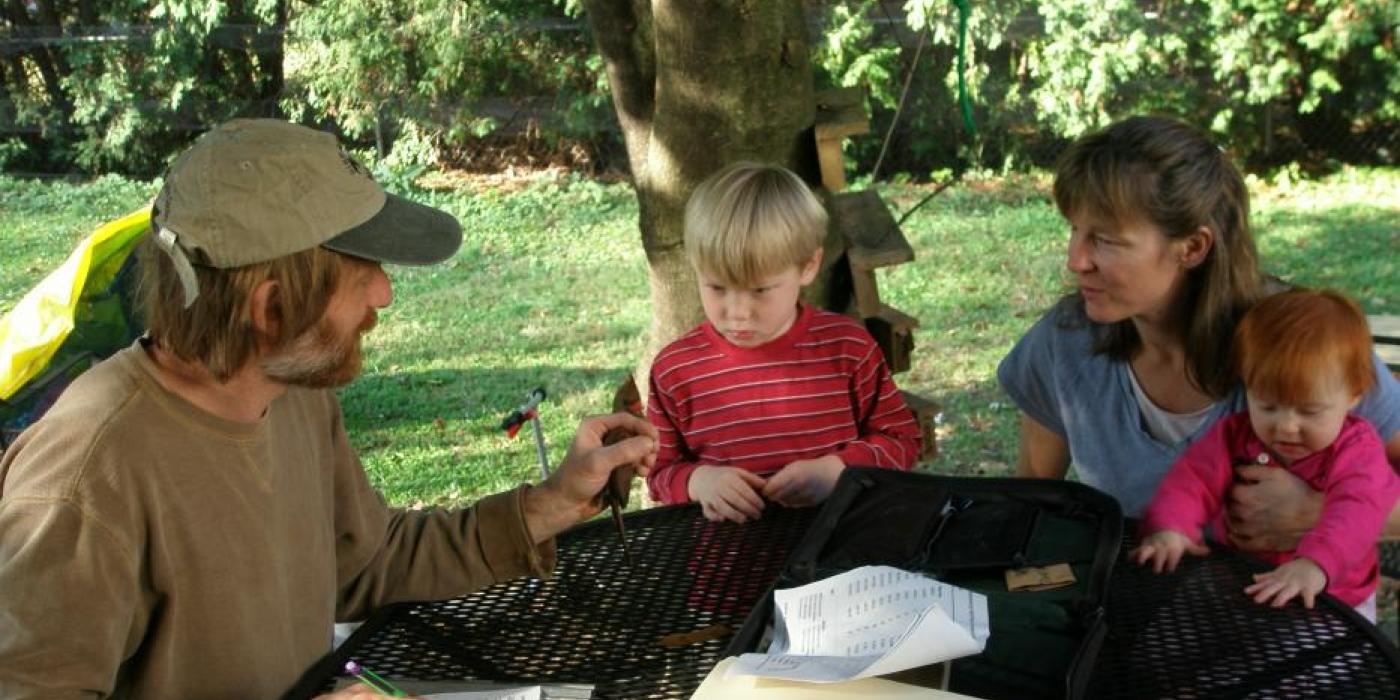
<box><xmin>0</xmin><ymin>341</ymin><xmax>555</xmax><ymax>698</ymax></box>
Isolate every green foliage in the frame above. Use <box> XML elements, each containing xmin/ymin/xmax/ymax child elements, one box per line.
<box><xmin>2</xmin><ymin>1</ymin><xmax>284</xmax><ymax>175</ymax></box>
<box><xmin>3</xmin><ymin>1</ymin><xmax>1395</xmax><ymax>175</ymax></box>
<box><xmin>814</xmin><ymin>0</ymin><xmax>1399</xmax><ymax>174</ymax></box>
<box><xmin>2</xmin><ymin>0</ymin><xmax>607</xmax><ymax>175</ymax></box>
<box><xmin>283</xmin><ymin>0</ymin><xmax>606</xmax><ymax>161</ymax></box>
<box><xmin>5</xmin><ymin>168</ymin><xmax>1397</xmax><ymax>502</ymax></box>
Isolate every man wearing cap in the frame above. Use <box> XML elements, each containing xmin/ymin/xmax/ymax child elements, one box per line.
<box><xmin>0</xmin><ymin>119</ymin><xmax>658</xmax><ymax>699</ymax></box>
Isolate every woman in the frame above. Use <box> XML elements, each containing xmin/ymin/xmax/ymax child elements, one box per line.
<box><xmin>997</xmin><ymin>115</ymin><xmax>1400</xmax><ymax>551</ymax></box>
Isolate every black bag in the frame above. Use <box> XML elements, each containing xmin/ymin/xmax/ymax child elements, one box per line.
<box><xmin>725</xmin><ymin>467</ymin><xmax>1122</xmax><ymax>700</ymax></box>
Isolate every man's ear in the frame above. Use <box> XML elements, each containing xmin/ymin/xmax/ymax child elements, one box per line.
<box><xmin>1178</xmin><ymin>226</ymin><xmax>1214</xmax><ymax>269</ymax></box>
<box><xmin>248</xmin><ymin>279</ymin><xmax>282</xmax><ymax>341</ymax></box>
<box><xmin>799</xmin><ymin>248</ymin><xmax>823</xmax><ymax>285</ymax></box>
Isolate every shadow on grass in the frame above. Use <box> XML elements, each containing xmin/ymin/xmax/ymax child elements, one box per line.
<box><xmin>899</xmin><ymin>374</ymin><xmax>1020</xmax><ymax>480</ymax></box>
<box><xmin>1256</xmin><ymin>207</ymin><xmax>1398</xmax><ymax>308</ymax></box>
<box><xmin>339</xmin><ymin>365</ymin><xmax>636</xmax><ymax>438</ymax></box>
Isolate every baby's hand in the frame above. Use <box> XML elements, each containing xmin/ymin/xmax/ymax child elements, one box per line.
<box><xmin>762</xmin><ymin>456</ymin><xmax>845</xmax><ymax>508</ymax></box>
<box><xmin>688</xmin><ymin>466</ymin><xmax>767</xmax><ymax>523</ymax></box>
<box><xmin>1244</xmin><ymin>557</ymin><xmax>1327</xmax><ymax>609</ymax></box>
<box><xmin>1131</xmin><ymin>529</ymin><xmax>1209</xmax><ymax>573</ymax></box>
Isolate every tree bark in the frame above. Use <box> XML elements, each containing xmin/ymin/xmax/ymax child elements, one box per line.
<box><xmin>583</xmin><ymin>0</ymin><xmax>817</xmax><ymax>391</ymax></box>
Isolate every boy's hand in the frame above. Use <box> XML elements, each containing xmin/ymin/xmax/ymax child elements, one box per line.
<box><xmin>1244</xmin><ymin>557</ymin><xmax>1327</xmax><ymax>609</ymax></box>
<box><xmin>1131</xmin><ymin>529</ymin><xmax>1209</xmax><ymax>573</ymax></box>
<box><xmin>762</xmin><ymin>456</ymin><xmax>845</xmax><ymax>508</ymax></box>
<box><xmin>689</xmin><ymin>466</ymin><xmax>767</xmax><ymax>523</ymax></box>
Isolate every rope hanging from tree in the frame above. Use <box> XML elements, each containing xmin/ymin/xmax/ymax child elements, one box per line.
<box><xmin>954</xmin><ymin>0</ymin><xmax>976</xmax><ymax>136</ymax></box>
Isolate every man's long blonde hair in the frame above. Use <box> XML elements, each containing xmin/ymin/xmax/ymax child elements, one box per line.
<box><xmin>136</xmin><ymin>236</ymin><xmax>345</xmax><ymax>381</ymax></box>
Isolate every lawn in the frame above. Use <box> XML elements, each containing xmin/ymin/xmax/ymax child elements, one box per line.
<box><xmin>2</xmin><ymin>167</ymin><xmax>1398</xmax><ymax>508</ymax></box>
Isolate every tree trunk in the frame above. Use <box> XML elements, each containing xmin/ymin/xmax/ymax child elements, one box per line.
<box><xmin>583</xmin><ymin>0</ymin><xmax>817</xmax><ymax>393</ymax></box>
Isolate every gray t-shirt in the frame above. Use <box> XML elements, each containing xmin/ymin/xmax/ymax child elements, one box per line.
<box><xmin>997</xmin><ymin>303</ymin><xmax>1400</xmax><ymax>517</ymax></box>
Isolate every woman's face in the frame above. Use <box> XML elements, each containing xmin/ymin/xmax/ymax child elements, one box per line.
<box><xmin>1064</xmin><ymin>211</ymin><xmax>1191</xmax><ymax>326</ymax></box>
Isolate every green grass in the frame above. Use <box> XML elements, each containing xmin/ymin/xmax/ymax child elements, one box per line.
<box><xmin>2</xmin><ymin>168</ymin><xmax>1398</xmax><ymax>508</ymax></box>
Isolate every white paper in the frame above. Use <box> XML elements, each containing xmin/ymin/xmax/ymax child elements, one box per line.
<box><xmin>729</xmin><ymin>566</ymin><xmax>990</xmax><ymax>683</ymax></box>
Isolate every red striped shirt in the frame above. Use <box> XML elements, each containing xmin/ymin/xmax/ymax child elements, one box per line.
<box><xmin>646</xmin><ymin>303</ymin><xmax>921</xmax><ymax>504</ymax></box>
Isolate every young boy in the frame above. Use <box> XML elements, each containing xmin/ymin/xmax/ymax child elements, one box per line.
<box><xmin>645</xmin><ymin>162</ymin><xmax>921</xmax><ymax>523</ymax></box>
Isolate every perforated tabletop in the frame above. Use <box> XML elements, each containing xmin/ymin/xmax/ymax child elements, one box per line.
<box><xmin>1089</xmin><ymin>528</ymin><xmax>1400</xmax><ymax>699</ymax></box>
<box><xmin>288</xmin><ymin>506</ymin><xmax>1400</xmax><ymax>699</ymax></box>
<box><xmin>286</xmin><ymin>503</ymin><xmax>816</xmax><ymax>699</ymax></box>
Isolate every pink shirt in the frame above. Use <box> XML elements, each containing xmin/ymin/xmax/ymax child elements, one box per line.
<box><xmin>646</xmin><ymin>304</ymin><xmax>920</xmax><ymax>504</ymax></box>
<box><xmin>1142</xmin><ymin>412</ymin><xmax>1400</xmax><ymax>605</ymax></box>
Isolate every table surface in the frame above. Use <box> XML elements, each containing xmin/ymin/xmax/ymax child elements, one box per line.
<box><xmin>289</xmin><ymin>504</ymin><xmax>1400</xmax><ymax>700</ymax></box>
<box><xmin>1091</xmin><ymin>527</ymin><xmax>1399</xmax><ymax>699</ymax></box>
<box><xmin>287</xmin><ymin>503</ymin><xmax>818</xmax><ymax>699</ymax></box>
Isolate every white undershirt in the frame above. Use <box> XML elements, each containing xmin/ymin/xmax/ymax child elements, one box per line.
<box><xmin>1126</xmin><ymin>366</ymin><xmax>1215</xmax><ymax>444</ymax></box>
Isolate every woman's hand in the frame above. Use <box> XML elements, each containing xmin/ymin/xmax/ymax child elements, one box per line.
<box><xmin>689</xmin><ymin>466</ymin><xmax>767</xmax><ymax>523</ymax></box>
<box><xmin>1226</xmin><ymin>464</ymin><xmax>1322</xmax><ymax>552</ymax></box>
<box><xmin>1131</xmin><ymin>529</ymin><xmax>1209</xmax><ymax>573</ymax></box>
<box><xmin>1244</xmin><ymin>557</ymin><xmax>1327</xmax><ymax>609</ymax></box>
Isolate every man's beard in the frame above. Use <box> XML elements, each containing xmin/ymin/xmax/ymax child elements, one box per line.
<box><xmin>261</xmin><ymin>311</ymin><xmax>376</xmax><ymax>388</ymax></box>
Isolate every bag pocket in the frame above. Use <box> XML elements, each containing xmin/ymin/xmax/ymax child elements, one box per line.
<box><xmin>924</xmin><ymin>499</ymin><xmax>1040</xmax><ymax>573</ymax></box>
<box><xmin>814</xmin><ymin>485</ymin><xmax>953</xmax><ymax>571</ymax></box>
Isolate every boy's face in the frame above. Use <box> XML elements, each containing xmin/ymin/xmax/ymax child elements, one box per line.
<box><xmin>1245</xmin><ymin>367</ymin><xmax>1361</xmax><ymax>465</ymax></box>
<box><xmin>697</xmin><ymin>251</ymin><xmax>820</xmax><ymax>348</ymax></box>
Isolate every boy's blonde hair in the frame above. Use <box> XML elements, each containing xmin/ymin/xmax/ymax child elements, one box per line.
<box><xmin>684</xmin><ymin>162</ymin><xmax>827</xmax><ymax>286</ymax></box>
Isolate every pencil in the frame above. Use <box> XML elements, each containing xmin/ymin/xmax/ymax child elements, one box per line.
<box><xmin>344</xmin><ymin>660</ymin><xmax>406</xmax><ymax>697</ymax></box>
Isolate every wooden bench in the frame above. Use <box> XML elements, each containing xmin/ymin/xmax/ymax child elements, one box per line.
<box><xmin>1369</xmin><ymin>314</ymin><xmax>1400</xmax><ymax>374</ymax></box>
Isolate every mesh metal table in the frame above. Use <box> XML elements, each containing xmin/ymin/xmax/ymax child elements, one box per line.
<box><xmin>288</xmin><ymin>505</ymin><xmax>1400</xmax><ymax>699</ymax></box>
<box><xmin>1089</xmin><ymin>528</ymin><xmax>1400</xmax><ymax>699</ymax></box>
<box><xmin>286</xmin><ymin>503</ymin><xmax>817</xmax><ymax>699</ymax></box>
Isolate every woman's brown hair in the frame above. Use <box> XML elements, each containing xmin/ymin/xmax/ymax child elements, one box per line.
<box><xmin>1053</xmin><ymin>115</ymin><xmax>1264</xmax><ymax>398</ymax></box>
<box><xmin>136</xmin><ymin>235</ymin><xmax>345</xmax><ymax>382</ymax></box>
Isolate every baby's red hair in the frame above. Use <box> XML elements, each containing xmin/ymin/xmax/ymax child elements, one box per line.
<box><xmin>1233</xmin><ymin>288</ymin><xmax>1374</xmax><ymax>404</ymax></box>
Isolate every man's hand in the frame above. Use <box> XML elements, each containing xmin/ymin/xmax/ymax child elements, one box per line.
<box><xmin>1244</xmin><ymin>557</ymin><xmax>1328</xmax><ymax>609</ymax></box>
<box><xmin>1227</xmin><ymin>464</ymin><xmax>1322</xmax><ymax>552</ymax></box>
<box><xmin>689</xmin><ymin>466</ymin><xmax>767</xmax><ymax>523</ymax></box>
<box><xmin>1131</xmin><ymin>529</ymin><xmax>1209</xmax><ymax>573</ymax></box>
<box><xmin>523</xmin><ymin>412</ymin><xmax>658</xmax><ymax>543</ymax></box>
<box><xmin>762</xmin><ymin>456</ymin><xmax>845</xmax><ymax>508</ymax></box>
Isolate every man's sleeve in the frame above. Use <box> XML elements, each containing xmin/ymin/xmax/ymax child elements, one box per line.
<box><xmin>334</xmin><ymin>486</ymin><xmax>556</xmax><ymax>622</ymax></box>
<box><xmin>0</xmin><ymin>498</ymin><xmax>142</xmax><ymax>698</ymax></box>
<box><xmin>328</xmin><ymin>400</ymin><xmax>555</xmax><ymax>622</ymax></box>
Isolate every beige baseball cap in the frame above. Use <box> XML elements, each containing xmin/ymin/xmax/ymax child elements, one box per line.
<box><xmin>150</xmin><ymin>119</ymin><xmax>461</xmax><ymax>303</ymax></box>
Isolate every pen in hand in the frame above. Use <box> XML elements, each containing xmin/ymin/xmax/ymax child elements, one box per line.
<box><xmin>344</xmin><ymin>660</ymin><xmax>406</xmax><ymax>697</ymax></box>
